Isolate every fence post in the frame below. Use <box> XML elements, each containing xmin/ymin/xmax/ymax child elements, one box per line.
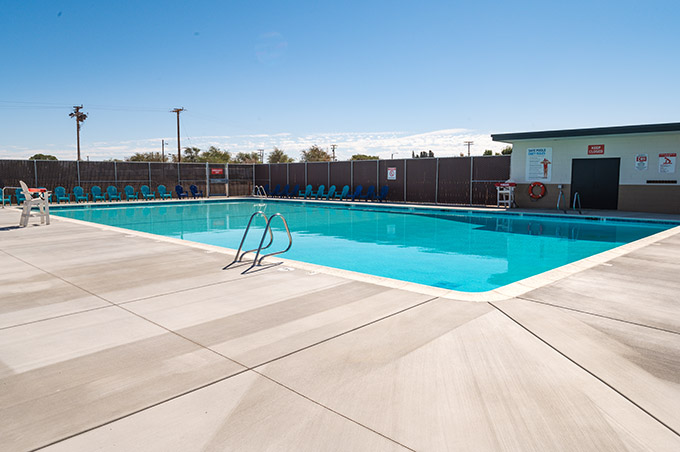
<box><xmin>286</xmin><ymin>163</ymin><xmax>289</xmax><ymax>185</ymax></box>
<box><xmin>350</xmin><ymin>160</ymin><xmax>354</xmax><ymax>193</ymax></box>
<box><xmin>435</xmin><ymin>158</ymin><xmax>439</xmax><ymax>204</ymax></box>
<box><xmin>148</xmin><ymin>162</ymin><xmax>152</xmax><ymax>187</ymax></box>
<box><xmin>269</xmin><ymin>164</ymin><xmax>272</xmax><ymax>190</ymax></box>
<box><xmin>114</xmin><ymin>161</ymin><xmax>118</xmax><ymax>185</ymax></box>
<box><xmin>206</xmin><ymin>162</ymin><xmax>210</xmax><ymax>198</ymax></box>
<box><xmin>305</xmin><ymin>162</ymin><xmax>307</xmax><ymax>187</ymax></box>
<box><xmin>226</xmin><ymin>163</ymin><xmax>230</xmax><ymax>197</ymax></box>
<box><xmin>403</xmin><ymin>159</ymin><xmax>407</xmax><ymax>202</ymax></box>
<box><xmin>252</xmin><ymin>163</ymin><xmax>255</xmax><ymax>194</ymax></box>
<box><xmin>34</xmin><ymin>159</ymin><xmax>38</xmax><ymax>187</ymax></box>
<box><xmin>469</xmin><ymin>157</ymin><xmax>474</xmax><ymax>206</ymax></box>
<box><xmin>376</xmin><ymin>160</ymin><xmax>379</xmax><ymax>189</ymax></box>
<box><xmin>327</xmin><ymin>162</ymin><xmax>330</xmax><ymax>187</ymax></box>
<box><xmin>77</xmin><ymin>160</ymin><xmax>81</xmax><ymax>187</ymax></box>
<box><xmin>177</xmin><ymin>162</ymin><xmax>181</xmax><ymax>187</ymax></box>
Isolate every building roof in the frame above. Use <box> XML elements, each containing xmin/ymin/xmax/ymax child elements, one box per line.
<box><xmin>491</xmin><ymin>122</ymin><xmax>680</xmax><ymax>142</ymax></box>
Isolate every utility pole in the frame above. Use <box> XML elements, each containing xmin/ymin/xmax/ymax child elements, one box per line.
<box><xmin>464</xmin><ymin>141</ymin><xmax>474</xmax><ymax>157</ymax></box>
<box><xmin>330</xmin><ymin>144</ymin><xmax>337</xmax><ymax>161</ymax></box>
<box><xmin>171</xmin><ymin>107</ymin><xmax>185</xmax><ymax>162</ymax></box>
<box><xmin>161</xmin><ymin>139</ymin><xmax>166</xmax><ymax>162</ymax></box>
<box><xmin>257</xmin><ymin>149</ymin><xmax>264</xmax><ymax>163</ymax></box>
<box><xmin>69</xmin><ymin>105</ymin><xmax>88</xmax><ymax>161</ymax></box>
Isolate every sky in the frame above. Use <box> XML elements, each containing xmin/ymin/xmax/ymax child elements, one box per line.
<box><xmin>1</xmin><ymin>0</ymin><xmax>679</xmax><ymax>161</ymax></box>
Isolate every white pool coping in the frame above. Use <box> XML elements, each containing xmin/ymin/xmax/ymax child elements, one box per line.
<box><xmin>46</xmin><ymin>198</ymin><xmax>680</xmax><ymax>303</ymax></box>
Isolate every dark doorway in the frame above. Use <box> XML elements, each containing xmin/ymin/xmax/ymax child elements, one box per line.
<box><xmin>570</xmin><ymin>158</ymin><xmax>620</xmax><ymax>209</ymax></box>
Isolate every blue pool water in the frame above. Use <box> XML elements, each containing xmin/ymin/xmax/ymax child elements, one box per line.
<box><xmin>52</xmin><ymin>200</ymin><xmax>674</xmax><ymax>292</ymax></box>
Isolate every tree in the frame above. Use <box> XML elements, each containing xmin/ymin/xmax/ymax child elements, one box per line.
<box><xmin>233</xmin><ymin>151</ymin><xmax>261</xmax><ymax>163</ymax></box>
<box><xmin>174</xmin><ymin>146</ymin><xmax>201</xmax><ymax>163</ymax></box>
<box><xmin>127</xmin><ymin>152</ymin><xmax>168</xmax><ymax>162</ymax></box>
<box><xmin>483</xmin><ymin>150</ymin><xmax>493</xmax><ymax>156</ymax></box>
<box><xmin>350</xmin><ymin>154</ymin><xmax>379</xmax><ymax>161</ymax></box>
<box><xmin>501</xmin><ymin>146</ymin><xmax>513</xmax><ymax>155</ymax></box>
<box><xmin>268</xmin><ymin>147</ymin><xmax>294</xmax><ymax>163</ymax></box>
<box><xmin>28</xmin><ymin>153</ymin><xmax>57</xmax><ymax>161</ymax></box>
<box><xmin>300</xmin><ymin>145</ymin><xmax>331</xmax><ymax>162</ymax></box>
<box><xmin>200</xmin><ymin>146</ymin><xmax>231</xmax><ymax>163</ymax></box>
<box><xmin>428</xmin><ymin>150</ymin><xmax>434</xmax><ymax>158</ymax></box>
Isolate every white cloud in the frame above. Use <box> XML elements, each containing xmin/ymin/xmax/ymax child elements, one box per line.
<box><xmin>0</xmin><ymin>129</ymin><xmax>509</xmax><ymax>161</ymax></box>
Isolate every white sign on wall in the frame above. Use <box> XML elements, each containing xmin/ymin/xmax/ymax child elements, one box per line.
<box><xmin>526</xmin><ymin>147</ymin><xmax>552</xmax><ymax>181</ymax></box>
<box><xmin>387</xmin><ymin>167</ymin><xmax>397</xmax><ymax>180</ymax></box>
<box><xmin>658</xmin><ymin>153</ymin><xmax>677</xmax><ymax>174</ymax></box>
<box><xmin>634</xmin><ymin>154</ymin><xmax>648</xmax><ymax>171</ymax></box>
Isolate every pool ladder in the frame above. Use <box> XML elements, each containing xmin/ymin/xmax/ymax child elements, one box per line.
<box><xmin>223</xmin><ymin>211</ymin><xmax>293</xmax><ymax>274</ymax></box>
<box><xmin>252</xmin><ymin>185</ymin><xmax>267</xmax><ymax>198</ymax></box>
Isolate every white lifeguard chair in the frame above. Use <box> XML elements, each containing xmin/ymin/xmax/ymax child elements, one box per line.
<box><xmin>19</xmin><ymin>180</ymin><xmax>51</xmax><ymax>227</ymax></box>
<box><xmin>495</xmin><ymin>182</ymin><xmax>516</xmax><ymax>208</ymax></box>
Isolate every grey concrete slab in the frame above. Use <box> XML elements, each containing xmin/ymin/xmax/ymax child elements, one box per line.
<box><xmin>521</xmin><ymin>242</ymin><xmax>680</xmax><ymax>333</ymax></box>
<box><xmin>126</xmin><ymin>278</ymin><xmax>433</xmax><ymax>367</ymax></box>
<box><xmin>494</xmin><ymin>298</ymin><xmax>680</xmax><ymax>434</ymax></box>
<box><xmin>42</xmin><ymin>371</ymin><xmax>408</xmax><ymax>452</ymax></box>
<box><xmin>259</xmin><ymin>299</ymin><xmax>680</xmax><ymax>451</ymax></box>
<box><xmin>0</xmin><ymin>307</ymin><xmax>244</xmax><ymax>452</ymax></box>
<box><xmin>0</xmin><ymin>251</ymin><xmax>109</xmax><ymax>329</ymax></box>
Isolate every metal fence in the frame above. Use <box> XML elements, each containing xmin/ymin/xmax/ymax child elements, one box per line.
<box><xmin>0</xmin><ymin>156</ymin><xmax>510</xmax><ymax>205</ymax></box>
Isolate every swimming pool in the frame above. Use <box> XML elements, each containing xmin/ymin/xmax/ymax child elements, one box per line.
<box><xmin>52</xmin><ymin>200</ymin><xmax>674</xmax><ymax>292</ymax></box>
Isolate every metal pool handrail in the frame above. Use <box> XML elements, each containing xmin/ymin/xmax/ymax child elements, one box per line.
<box><xmin>223</xmin><ymin>211</ymin><xmax>274</xmax><ymax>269</ymax></box>
<box><xmin>244</xmin><ymin>213</ymin><xmax>293</xmax><ymax>274</ymax></box>
<box><xmin>252</xmin><ymin>185</ymin><xmax>266</xmax><ymax>198</ymax></box>
<box><xmin>572</xmin><ymin>192</ymin><xmax>582</xmax><ymax>214</ymax></box>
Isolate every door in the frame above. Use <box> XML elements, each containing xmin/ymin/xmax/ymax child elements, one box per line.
<box><xmin>570</xmin><ymin>158</ymin><xmax>620</xmax><ymax>210</ymax></box>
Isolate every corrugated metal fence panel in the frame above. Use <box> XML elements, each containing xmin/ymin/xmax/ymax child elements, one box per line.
<box><xmin>227</xmin><ymin>164</ymin><xmax>253</xmax><ymax>196</ymax></box>
<box><xmin>207</xmin><ymin>164</ymin><xmax>227</xmax><ymax>196</ymax></box>
<box><xmin>406</xmin><ymin>159</ymin><xmax>437</xmax><ymax>203</ymax></box>
<box><xmin>437</xmin><ymin>157</ymin><xmax>471</xmax><ymax>204</ymax></box>
<box><xmin>254</xmin><ymin>164</ymin><xmax>269</xmax><ymax>187</ymax></box>
<box><xmin>352</xmin><ymin>160</ymin><xmax>378</xmax><ymax>188</ymax></box>
<box><xmin>329</xmin><ymin>161</ymin><xmax>350</xmax><ymax>190</ymax></box>
<box><xmin>79</xmin><ymin>162</ymin><xmax>116</xmax><ymax>192</ymax></box>
<box><xmin>0</xmin><ymin>160</ymin><xmax>35</xmax><ymax>189</ymax></box>
<box><xmin>116</xmin><ymin>162</ymin><xmax>151</xmax><ymax>184</ymax></box>
<box><xmin>474</xmin><ymin>155</ymin><xmax>510</xmax><ymax>181</ymax></box>
<box><xmin>289</xmin><ymin>163</ymin><xmax>305</xmax><ymax>189</ymax></box>
<box><xmin>34</xmin><ymin>160</ymin><xmax>78</xmax><ymax>192</ymax></box>
<box><xmin>150</xmin><ymin>162</ymin><xmax>181</xmax><ymax>195</ymax></box>
<box><xmin>270</xmin><ymin>164</ymin><xmax>287</xmax><ymax>188</ymax></box>
<box><xmin>306</xmin><ymin>162</ymin><xmax>327</xmax><ymax>187</ymax></box>
<box><xmin>378</xmin><ymin>160</ymin><xmax>405</xmax><ymax>202</ymax></box>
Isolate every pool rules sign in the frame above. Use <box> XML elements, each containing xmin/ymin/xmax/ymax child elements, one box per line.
<box><xmin>658</xmin><ymin>153</ymin><xmax>677</xmax><ymax>174</ymax></box>
<box><xmin>387</xmin><ymin>167</ymin><xmax>397</xmax><ymax>180</ymax></box>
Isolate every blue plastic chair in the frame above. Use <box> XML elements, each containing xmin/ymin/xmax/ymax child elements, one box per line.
<box><xmin>360</xmin><ymin>185</ymin><xmax>376</xmax><ymax>201</ymax></box>
<box><xmin>157</xmin><ymin>185</ymin><xmax>172</xmax><ymax>199</ymax></box>
<box><xmin>312</xmin><ymin>185</ymin><xmax>325</xmax><ymax>199</ymax></box>
<box><xmin>376</xmin><ymin>185</ymin><xmax>389</xmax><ymax>202</ymax></box>
<box><xmin>334</xmin><ymin>185</ymin><xmax>350</xmax><ymax>201</ymax></box>
<box><xmin>263</xmin><ymin>183</ymin><xmax>270</xmax><ymax>195</ymax></box>
<box><xmin>54</xmin><ymin>186</ymin><xmax>70</xmax><ymax>203</ymax></box>
<box><xmin>140</xmin><ymin>185</ymin><xmax>156</xmax><ymax>200</ymax></box>
<box><xmin>73</xmin><ymin>186</ymin><xmax>89</xmax><ymax>203</ymax></box>
<box><xmin>124</xmin><ymin>185</ymin><xmax>139</xmax><ymax>200</ymax></box>
<box><xmin>189</xmin><ymin>184</ymin><xmax>204</xmax><ymax>198</ymax></box>
<box><xmin>299</xmin><ymin>184</ymin><xmax>312</xmax><ymax>198</ymax></box>
<box><xmin>351</xmin><ymin>185</ymin><xmax>363</xmax><ymax>201</ymax></box>
<box><xmin>270</xmin><ymin>184</ymin><xmax>281</xmax><ymax>196</ymax></box>
<box><xmin>325</xmin><ymin>185</ymin><xmax>336</xmax><ymax>200</ymax></box>
<box><xmin>15</xmin><ymin>188</ymin><xmax>28</xmax><ymax>204</ymax></box>
<box><xmin>91</xmin><ymin>186</ymin><xmax>106</xmax><ymax>202</ymax></box>
<box><xmin>107</xmin><ymin>186</ymin><xmax>122</xmax><ymax>201</ymax></box>
<box><xmin>175</xmin><ymin>185</ymin><xmax>188</xmax><ymax>198</ymax></box>
<box><xmin>0</xmin><ymin>189</ymin><xmax>12</xmax><ymax>206</ymax></box>
<box><xmin>278</xmin><ymin>184</ymin><xmax>289</xmax><ymax>198</ymax></box>
<box><xmin>286</xmin><ymin>184</ymin><xmax>299</xmax><ymax>198</ymax></box>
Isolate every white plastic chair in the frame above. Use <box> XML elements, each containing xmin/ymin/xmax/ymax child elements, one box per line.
<box><xmin>19</xmin><ymin>180</ymin><xmax>50</xmax><ymax>227</ymax></box>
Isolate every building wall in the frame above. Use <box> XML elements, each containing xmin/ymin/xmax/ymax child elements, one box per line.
<box><xmin>505</xmin><ymin>131</ymin><xmax>680</xmax><ymax>213</ymax></box>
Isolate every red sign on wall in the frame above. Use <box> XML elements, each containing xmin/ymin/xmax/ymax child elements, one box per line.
<box><xmin>588</xmin><ymin>144</ymin><xmax>605</xmax><ymax>155</ymax></box>
<box><xmin>210</xmin><ymin>168</ymin><xmax>224</xmax><ymax>175</ymax></box>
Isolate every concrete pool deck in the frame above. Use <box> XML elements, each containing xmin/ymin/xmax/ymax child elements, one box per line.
<box><xmin>1</xmin><ymin>205</ymin><xmax>679</xmax><ymax>451</ymax></box>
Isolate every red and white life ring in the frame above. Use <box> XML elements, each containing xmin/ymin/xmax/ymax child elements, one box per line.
<box><xmin>528</xmin><ymin>182</ymin><xmax>546</xmax><ymax>200</ymax></box>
